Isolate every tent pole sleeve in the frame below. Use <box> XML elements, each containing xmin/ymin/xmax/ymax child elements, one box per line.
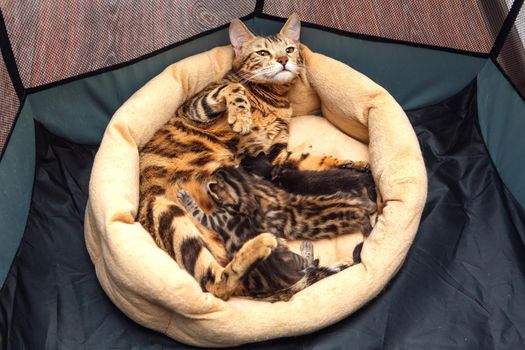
<box><xmin>254</xmin><ymin>0</ymin><xmax>265</xmax><ymax>16</ymax></box>
<box><xmin>490</xmin><ymin>0</ymin><xmax>524</xmax><ymax>59</ymax></box>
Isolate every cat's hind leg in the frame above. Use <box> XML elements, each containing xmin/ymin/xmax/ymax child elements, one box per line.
<box><xmin>142</xmin><ymin>194</ymin><xmax>277</xmax><ymax>300</ymax></box>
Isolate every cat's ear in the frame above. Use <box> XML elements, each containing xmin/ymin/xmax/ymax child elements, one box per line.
<box><xmin>279</xmin><ymin>13</ymin><xmax>301</xmax><ymax>42</ymax></box>
<box><xmin>206</xmin><ymin>181</ymin><xmax>221</xmax><ymax>202</ymax></box>
<box><xmin>229</xmin><ymin>19</ymin><xmax>256</xmax><ymax>52</ymax></box>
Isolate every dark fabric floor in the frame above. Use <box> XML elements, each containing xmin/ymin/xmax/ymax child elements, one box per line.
<box><xmin>1</xmin><ymin>82</ymin><xmax>525</xmax><ymax>349</ymax></box>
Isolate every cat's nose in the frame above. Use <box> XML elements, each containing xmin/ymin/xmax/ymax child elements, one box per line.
<box><xmin>276</xmin><ymin>56</ymin><xmax>288</xmax><ymax>66</ymax></box>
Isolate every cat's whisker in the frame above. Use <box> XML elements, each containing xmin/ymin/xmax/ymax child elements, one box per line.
<box><xmin>238</xmin><ymin>68</ymin><xmax>276</xmax><ymax>84</ymax></box>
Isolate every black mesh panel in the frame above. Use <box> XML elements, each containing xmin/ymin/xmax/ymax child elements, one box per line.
<box><xmin>497</xmin><ymin>3</ymin><xmax>525</xmax><ymax>98</ymax></box>
<box><xmin>0</xmin><ymin>0</ymin><xmax>256</xmax><ymax>88</ymax></box>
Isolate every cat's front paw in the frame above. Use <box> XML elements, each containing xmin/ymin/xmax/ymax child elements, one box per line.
<box><xmin>228</xmin><ymin>108</ymin><xmax>252</xmax><ymax>134</ymax></box>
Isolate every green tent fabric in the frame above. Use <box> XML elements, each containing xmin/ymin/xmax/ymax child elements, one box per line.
<box><xmin>1</xmin><ymin>3</ymin><xmax>525</xmax><ymax>348</ymax></box>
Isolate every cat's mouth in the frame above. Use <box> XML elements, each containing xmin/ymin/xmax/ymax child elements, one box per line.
<box><xmin>268</xmin><ymin>66</ymin><xmax>296</xmax><ymax>82</ymax></box>
<box><xmin>275</xmin><ymin>67</ymin><xmax>291</xmax><ymax>74</ymax></box>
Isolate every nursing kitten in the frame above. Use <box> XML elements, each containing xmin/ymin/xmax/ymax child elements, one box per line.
<box><xmin>137</xmin><ymin>14</ymin><xmax>372</xmax><ymax>301</ymax></box>
<box><xmin>178</xmin><ymin>166</ymin><xmax>375</xmax><ymax>300</ymax></box>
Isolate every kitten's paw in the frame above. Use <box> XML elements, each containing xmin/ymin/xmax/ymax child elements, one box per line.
<box><xmin>226</xmin><ymin>84</ymin><xmax>252</xmax><ymax>134</ymax></box>
<box><xmin>228</xmin><ymin>108</ymin><xmax>252</xmax><ymax>134</ymax></box>
<box><xmin>338</xmin><ymin>160</ymin><xmax>371</xmax><ymax>173</ymax></box>
<box><xmin>300</xmin><ymin>240</ymin><xmax>314</xmax><ymax>265</ymax></box>
<box><xmin>177</xmin><ymin>189</ymin><xmax>193</xmax><ymax>209</ymax></box>
<box><xmin>257</xmin><ymin>233</ymin><xmax>279</xmax><ymax>250</ymax></box>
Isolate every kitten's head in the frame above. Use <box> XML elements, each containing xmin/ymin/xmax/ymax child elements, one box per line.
<box><xmin>229</xmin><ymin>13</ymin><xmax>303</xmax><ymax>84</ymax></box>
<box><xmin>206</xmin><ymin>167</ymin><xmax>257</xmax><ymax>215</ymax></box>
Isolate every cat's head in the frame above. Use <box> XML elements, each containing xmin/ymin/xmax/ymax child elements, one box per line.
<box><xmin>229</xmin><ymin>13</ymin><xmax>303</xmax><ymax>84</ymax></box>
<box><xmin>206</xmin><ymin>167</ymin><xmax>257</xmax><ymax>215</ymax></box>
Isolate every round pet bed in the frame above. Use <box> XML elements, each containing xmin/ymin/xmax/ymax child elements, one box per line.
<box><xmin>84</xmin><ymin>45</ymin><xmax>427</xmax><ymax>347</ymax></box>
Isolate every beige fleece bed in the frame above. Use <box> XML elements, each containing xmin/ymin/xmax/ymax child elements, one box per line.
<box><xmin>84</xmin><ymin>45</ymin><xmax>427</xmax><ymax>347</ymax></box>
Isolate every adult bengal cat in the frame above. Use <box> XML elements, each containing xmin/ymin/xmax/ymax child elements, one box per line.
<box><xmin>137</xmin><ymin>14</ymin><xmax>374</xmax><ymax>301</ymax></box>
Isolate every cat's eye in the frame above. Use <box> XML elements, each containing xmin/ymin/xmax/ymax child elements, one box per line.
<box><xmin>257</xmin><ymin>50</ymin><xmax>270</xmax><ymax>56</ymax></box>
<box><xmin>285</xmin><ymin>47</ymin><xmax>295</xmax><ymax>54</ymax></box>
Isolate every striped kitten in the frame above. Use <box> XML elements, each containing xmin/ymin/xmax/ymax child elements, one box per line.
<box><xmin>177</xmin><ymin>166</ymin><xmax>375</xmax><ymax>301</ymax></box>
<box><xmin>137</xmin><ymin>14</ymin><xmax>372</xmax><ymax>301</ymax></box>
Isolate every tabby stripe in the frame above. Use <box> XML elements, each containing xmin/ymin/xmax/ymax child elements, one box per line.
<box><xmin>267</xmin><ymin>142</ymin><xmax>287</xmax><ymax>161</ymax></box>
<box><xmin>182</xmin><ymin>96</ymin><xmax>196</xmax><ymax>117</ymax></box>
<box><xmin>237</xmin><ymin>55</ymin><xmax>255</xmax><ymax>72</ymax></box>
<box><xmin>212</xmin><ymin>85</ymin><xmax>227</xmax><ymax>99</ymax></box>
<box><xmin>201</xmin><ymin>95</ymin><xmax>223</xmax><ymax>119</ymax></box>
<box><xmin>157</xmin><ymin>205</ymin><xmax>184</xmax><ymax>257</ymax></box>
<box><xmin>142</xmin><ymin>166</ymin><xmax>168</xmax><ymax>179</ymax></box>
<box><xmin>216</xmin><ymin>227</ymin><xmax>231</xmax><ymax>247</ymax></box>
<box><xmin>190</xmin><ymin>154</ymin><xmax>215</xmax><ymax>166</ymax></box>
<box><xmin>171</xmin><ymin>120</ymin><xmax>223</xmax><ymax>146</ymax></box>
<box><xmin>144</xmin><ymin>198</ymin><xmax>155</xmax><ymax>233</ymax></box>
<box><xmin>180</xmin><ymin>237</ymin><xmax>206</xmax><ymax>276</ymax></box>
<box><xmin>169</xmin><ymin>170</ymin><xmax>194</xmax><ymax>183</ymax></box>
<box><xmin>247</xmin><ymin>272</ymin><xmax>264</xmax><ymax>290</ymax></box>
<box><xmin>224</xmin><ymin>137</ymin><xmax>240</xmax><ymax>153</ymax></box>
<box><xmin>353</xmin><ymin>242</ymin><xmax>363</xmax><ymax>264</ymax></box>
<box><xmin>249</xmin><ymin>86</ymin><xmax>289</xmax><ymax>107</ymax></box>
<box><xmin>200</xmin><ymin>267</ymin><xmax>215</xmax><ymax>290</ymax></box>
<box><xmin>226</xmin><ymin>215</ymin><xmax>240</xmax><ymax>231</ymax></box>
<box><xmin>239</xmin><ymin>257</ymin><xmax>265</xmax><ymax>282</ymax></box>
<box><xmin>195</xmin><ymin>171</ymin><xmax>212</xmax><ymax>182</ymax></box>
<box><xmin>163</xmin><ymin>133</ymin><xmax>194</xmax><ymax>150</ymax></box>
<box><xmin>187</xmin><ymin>140</ymin><xmax>213</xmax><ymax>153</ymax></box>
<box><xmin>324</xmin><ymin>224</ymin><xmax>339</xmax><ymax>233</ymax></box>
<box><xmin>144</xmin><ymin>185</ymin><xmax>166</xmax><ymax>196</ymax></box>
<box><xmin>275</xmin><ymin>117</ymin><xmax>288</xmax><ymax>128</ymax></box>
<box><xmin>141</xmin><ymin>146</ymin><xmax>179</xmax><ymax>158</ymax></box>
<box><xmin>266</xmin><ymin>34</ymin><xmax>279</xmax><ymax>43</ymax></box>
<box><xmin>257</xmin><ymin>261</ymin><xmax>282</xmax><ymax>291</ymax></box>
<box><xmin>319</xmin><ymin>211</ymin><xmax>342</xmax><ymax>222</ymax></box>
<box><xmin>222</xmin><ymin>174</ymin><xmax>243</xmax><ymax>196</ymax></box>
<box><xmin>190</xmin><ymin>95</ymin><xmax>202</xmax><ymax>119</ymax></box>
<box><xmin>288</xmin><ymin>207</ymin><xmax>297</xmax><ymax>228</ymax></box>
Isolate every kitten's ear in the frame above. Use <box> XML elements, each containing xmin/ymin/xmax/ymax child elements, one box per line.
<box><xmin>279</xmin><ymin>13</ymin><xmax>301</xmax><ymax>42</ymax></box>
<box><xmin>206</xmin><ymin>181</ymin><xmax>220</xmax><ymax>202</ymax></box>
<box><xmin>229</xmin><ymin>19</ymin><xmax>256</xmax><ymax>52</ymax></box>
